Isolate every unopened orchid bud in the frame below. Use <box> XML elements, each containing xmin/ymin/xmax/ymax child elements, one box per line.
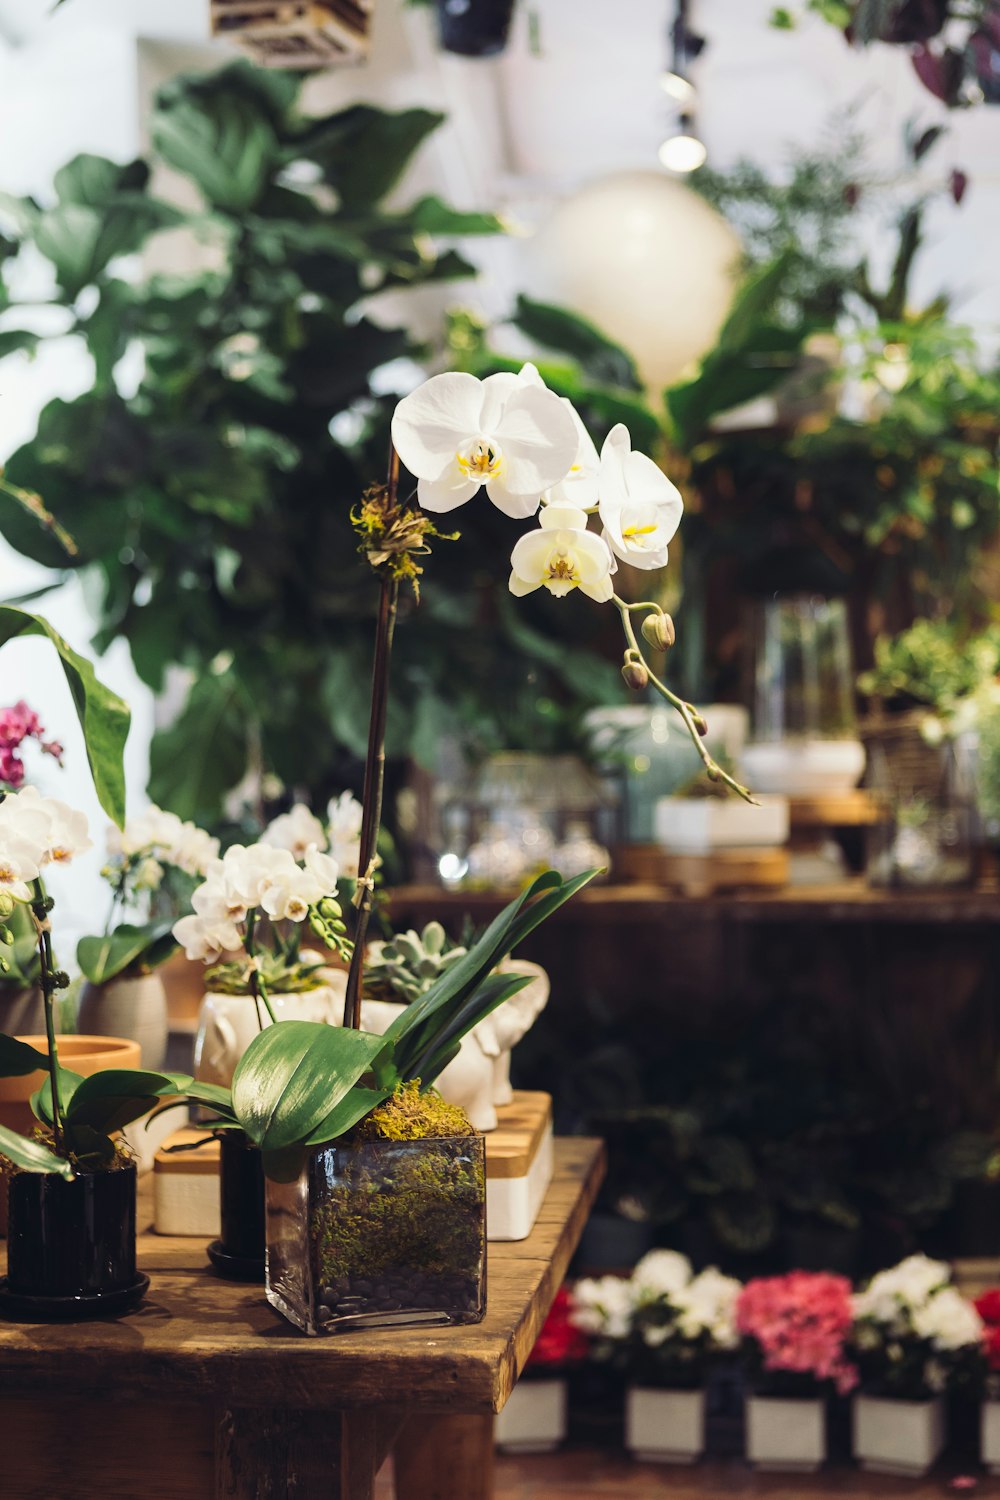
<box><xmin>689</xmin><ymin>708</ymin><xmax>708</xmax><ymax>736</ymax></box>
<box><xmin>641</xmin><ymin>612</ymin><xmax>676</xmax><ymax>652</ymax></box>
<box><xmin>621</xmin><ymin>659</ymin><xmax>650</xmax><ymax>692</ymax></box>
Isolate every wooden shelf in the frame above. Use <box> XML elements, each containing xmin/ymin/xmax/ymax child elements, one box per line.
<box><xmin>387</xmin><ymin>880</ymin><xmax>1000</xmax><ymax>925</ymax></box>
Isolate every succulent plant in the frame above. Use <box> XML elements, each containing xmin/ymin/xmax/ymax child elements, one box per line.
<box><xmin>365</xmin><ymin>921</ymin><xmax>468</xmax><ymax>1005</ymax></box>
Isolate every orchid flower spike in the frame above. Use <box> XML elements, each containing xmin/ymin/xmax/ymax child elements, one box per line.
<box><xmin>598</xmin><ymin>424</ymin><xmax>683</xmax><ymax>570</ymax></box>
<box><xmin>509</xmin><ymin>503</ymin><xmax>614</xmax><ymax>603</ymax></box>
<box><xmin>391</xmin><ymin>371</ymin><xmax>578</xmax><ymax>520</ymax></box>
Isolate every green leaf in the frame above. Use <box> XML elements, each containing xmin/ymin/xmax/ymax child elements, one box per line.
<box><xmin>410</xmin><ymin>973</ymin><xmax>532</xmax><ymax>1087</ymax></box>
<box><xmin>65</xmin><ymin>1068</ymin><xmax>188</xmax><ymax>1135</ymax></box>
<box><xmin>77</xmin><ymin>919</ymin><xmax>177</xmax><ymax>985</ymax></box>
<box><xmin>31</xmin><ymin>1067</ymin><xmax>86</xmax><ymax>1126</ymax></box>
<box><xmin>0</xmin><ymin>1033</ymin><xmax>50</xmax><ymax>1078</ymax></box>
<box><xmin>299</xmin><ymin>104</ymin><xmax>444</xmax><ymax>209</ymax></box>
<box><xmin>148</xmin><ymin>671</ymin><xmax>248</xmax><ymax>826</ymax></box>
<box><xmin>0</xmin><ymin>1123</ymin><xmax>73</xmax><ymax>1177</ymax></box>
<box><xmin>0</xmin><ymin>606</ymin><xmax>130</xmax><ymax>826</ymax></box>
<box><xmin>303</xmin><ymin>1085</ymin><xmax>391</xmax><ymax>1147</ymax></box>
<box><xmin>513</xmin><ymin>295</ymin><xmax>643</xmax><ymax>391</ymax></box>
<box><xmin>408</xmin><ymin>195</ymin><xmax>503</xmax><ymax>237</ymax></box>
<box><xmin>153</xmin><ymin>85</ymin><xmax>280</xmax><ymax>213</ymax></box>
<box><xmin>0</xmin><ymin>329</ymin><xmax>39</xmax><ymax>359</ymax></box>
<box><xmin>53</xmin><ymin>153</ymin><xmax>150</xmax><ymax>207</ymax></box>
<box><xmin>232</xmin><ymin>1020</ymin><xmax>387</xmax><ymax>1152</ymax></box>
<box><xmin>182</xmin><ymin>1079</ymin><xmax>236</xmax><ymax>1115</ymax></box>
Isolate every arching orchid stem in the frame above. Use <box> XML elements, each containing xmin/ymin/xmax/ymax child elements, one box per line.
<box><xmin>343</xmin><ymin>445</ymin><xmax>402</xmax><ymax>1030</ymax></box>
<box><xmin>612</xmin><ymin>595</ymin><xmax>756</xmax><ymax>805</ymax></box>
<box><xmin>245</xmin><ymin>908</ymin><xmax>277</xmax><ymax>1029</ymax></box>
<box><xmin>30</xmin><ymin>877</ymin><xmax>63</xmax><ymax>1155</ymax></box>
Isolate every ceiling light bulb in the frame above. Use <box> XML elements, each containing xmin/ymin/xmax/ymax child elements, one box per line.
<box><xmin>659</xmin><ymin>70</ymin><xmax>695</xmax><ymax>104</ymax></box>
<box><xmin>658</xmin><ymin>131</ymin><xmax>707</xmax><ymax>173</ymax></box>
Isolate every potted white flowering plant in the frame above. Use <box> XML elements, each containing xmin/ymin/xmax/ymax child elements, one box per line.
<box><xmin>184</xmin><ymin>364</ymin><xmax>745</xmax><ymax>1335</ymax></box>
<box><xmin>572</xmin><ymin>1251</ymin><xmax>741</xmax><ymax>1464</ymax></box>
<box><xmin>76</xmin><ymin>803</ymin><xmax>220</xmax><ymax>1070</ymax></box>
<box><xmin>849</xmin><ymin>1254</ymin><xmax>983</xmax><ymax>1475</ymax></box>
<box><xmin>0</xmin><ymin>787</ymin><xmax>192</xmax><ymax>1318</ymax></box>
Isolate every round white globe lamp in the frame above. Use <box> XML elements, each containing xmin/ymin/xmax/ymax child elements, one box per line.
<box><xmin>525</xmin><ymin>170</ymin><xmax>741</xmax><ymax>394</ymax></box>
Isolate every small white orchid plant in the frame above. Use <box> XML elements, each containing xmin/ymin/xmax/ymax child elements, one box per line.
<box><xmin>0</xmin><ymin>786</ymin><xmax>190</xmax><ymax>1175</ymax></box>
<box><xmin>571</xmin><ymin>1250</ymin><xmax>741</xmax><ymax>1388</ymax></box>
<box><xmin>77</xmin><ymin>804</ymin><xmax>221</xmax><ymax>989</ymax></box>
<box><xmin>849</xmin><ymin>1254</ymin><xmax>984</xmax><ymax>1399</ymax></box>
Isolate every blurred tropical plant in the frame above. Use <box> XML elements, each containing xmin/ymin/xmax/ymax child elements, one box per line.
<box><xmin>0</xmin><ymin>61</ymin><xmax>633</xmax><ymax>828</ymax></box>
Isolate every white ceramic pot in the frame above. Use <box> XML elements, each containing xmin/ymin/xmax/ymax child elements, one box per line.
<box><xmin>626</xmin><ymin>1386</ymin><xmax>705</xmax><ymax>1464</ymax></box>
<box><xmin>193</xmin><ymin>982</ymin><xmax>344</xmax><ymax>1087</ymax></box>
<box><xmin>77</xmin><ymin>972</ymin><xmax>169</xmax><ymax>1070</ymax></box>
<box><xmin>654</xmin><ymin>794</ymin><xmax>789</xmax><ymax>852</ymax></box>
<box><xmin>852</xmin><ymin>1394</ymin><xmax>944</xmax><ymax>1476</ymax></box>
<box><xmin>982</xmin><ymin>1400</ymin><xmax>1000</xmax><ymax>1474</ymax></box>
<box><xmin>745</xmin><ymin>1394</ymin><xmax>825</xmax><ymax>1472</ymax></box>
<box><xmin>495</xmin><ymin>1376</ymin><xmax>567</xmax><ymax>1453</ymax></box>
<box><xmin>741</xmin><ymin>739</ymin><xmax>866</xmax><ymax>796</ymax></box>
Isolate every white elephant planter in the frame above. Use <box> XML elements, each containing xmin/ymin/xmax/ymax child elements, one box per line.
<box><xmin>193</xmin><ymin>974</ymin><xmax>347</xmax><ymax>1088</ymax></box>
<box><xmin>358</xmin><ymin>960</ymin><xmax>550</xmax><ymax>1131</ymax></box>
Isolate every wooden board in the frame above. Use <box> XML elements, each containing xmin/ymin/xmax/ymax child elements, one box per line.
<box><xmin>789</xmin><ymin>790</ymin><xmax>879</xmax><ymax>828</ymax></box>
<box><xmin>0</xmin><ymin>1137</ymin><xmax>604</xmax><ymax>1417</ymax></box>
<box><xmin>614</xmin><ymin>844</ymin><xmax>789</xmax><ymax>896</ymax></box>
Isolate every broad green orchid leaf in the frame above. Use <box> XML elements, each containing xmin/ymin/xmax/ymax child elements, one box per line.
<box><xmin>31</xmin><ymin>1067</ymin><xmax>86</xmax><ymax>1126</ymax></box>
<box><xmin>0</xmin><ymin>1033</ymin><xmax>50</xmax><ymax>1078</ymax></box>
<box><xmin>408</xmin><ymin>972</ymin><xmax>531</xmax><ymax>1087</ymax></box>
<box><xmin>232</xmin><ymin>1020</ymin><xmax>387</xmax><ymax>1152</ymax></box>
<box><xmin>0</xmin><ymin>606</ymin><xmax>130</xmax><ymax>826</ymax></box>
<box><xmin>0</xmin><ymin>1123</ymin><xmax>73</xmax><ymax>1177</ymax></box>
<box><xmin>65</xmin><ymin>1068</ymin><xmax>190</xmax><ymax>1135</ymax></box>
<box><xmin>77</xmin><ymin>919</ymin><xmax>177</xmax><ymax>985</ymax></box>
<box><xmin>303</xmin><ymin>1086</ymin><xmax>392</xmax><ymax>1148</ymax></box>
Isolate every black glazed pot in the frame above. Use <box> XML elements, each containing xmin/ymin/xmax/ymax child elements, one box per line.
<box><xmin>436</xmin><ymin>0</ymin><xmax>516</xmax><ymax>57</ymax></box>
<box><xmin>1</xmin><ymin>1161</ymin><xmax>146</xmax><ymax>1319</ymax></box>
<box><xmin>208</xmin><ymin>1130</ymin><xmax>265</xmax><ymax>1282</ymax></box>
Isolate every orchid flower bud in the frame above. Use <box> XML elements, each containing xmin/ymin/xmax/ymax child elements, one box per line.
<box><xmin>621</xmin><ymin>657</ymin><xmax>650</xmax><ymax>691</ymax></box>
<box><xmin>641</xmin><ymin>611</ymin><xmax>676</xmax><ymax>652</ymax></box>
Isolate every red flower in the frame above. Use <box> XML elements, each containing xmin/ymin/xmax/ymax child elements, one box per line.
<box><xmin>975</xmin><ymin>1289</ymin><xmax>1000</xmax><ymax>1326</ymax></box>
<box><xmin>528</xmin><ymin>1286</ymin><xmax>590</xmax><ymax>1369</ymax></box>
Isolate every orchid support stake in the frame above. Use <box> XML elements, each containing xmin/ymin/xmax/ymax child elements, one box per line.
<box><xmin>343</xmin><ymin>446</ymin><xmax>402</xmax><ymax>1030</ymax></box>
<box><xmin>612</xmin><ymin>595</ymin><xmax>755</xmax><ymax>804</ymax></box>
<box><xmin>30</xmin><ymin>877</ymin><xmax>64</xmax><ymax>1156</ymax></box>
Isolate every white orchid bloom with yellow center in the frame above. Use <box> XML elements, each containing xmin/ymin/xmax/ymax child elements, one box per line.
<box><xmin>516</xmin><ymin>363</ymin><xmax>601</xmax><ymax>509</ymax></box>
<box><xmin>598</xmin><ymin>424</ymin><xmax>683</xmax><ymax>571</ymax></box>
<box><xmin>391</xmin><ymin>370</ymin><xmax>577</xmax><ymax>519</ymax></box>
<box><xmin>509</xmin><ymin>503</ymin><xmax>614</xmax><ymax>603</ymax></box>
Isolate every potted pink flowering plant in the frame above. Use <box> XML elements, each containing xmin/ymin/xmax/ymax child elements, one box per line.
<box><xmin>736</xmin><ymin>1271</ymin><xmax>858</xmax><ymax>1472</ymax></box>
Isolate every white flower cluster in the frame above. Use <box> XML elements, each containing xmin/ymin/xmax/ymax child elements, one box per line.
<box><xmin>391</xmin><ymin>365</ymin><xmax>683</xmax><ymax>605</ymax></box>
<box><xmin>106</xmin><ymin>803</ymin><xmax>219</xmax><ymax>886</ymax></box>
<box><xmin>261</xmin><ymin>792</ymin><xmax>363</xmax><ymax>880</ymax></box>
<box><xmin>852</xmin><ymin>1254</ymin><xmax>983</xmax><ymax>1352</ymax></box>
<box><xmin>0</xmin><ymin>785</ymin><xmax>92</xmax><ymax>901</ymax></box>
<box><xmin>571</xmin><ymin>1250</ymin><xmax>740</xmax><ymax>1352</ymax></box>
<box><xmin>173</xmin><ymin>841</ymin><xmax>339</xmax><ymax>964</ymax></box>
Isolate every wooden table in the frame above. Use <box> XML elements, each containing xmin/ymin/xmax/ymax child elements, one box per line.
<box><xmin>0</xmin><ymin>1137</ymin><xmax>603</xmax><ymax>1500</ymax></box>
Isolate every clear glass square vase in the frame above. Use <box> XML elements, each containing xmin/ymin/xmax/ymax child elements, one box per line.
<box><xmin>265</xmin><ymin>1133</ymin><xmax>487</xmax><ymax>1335</ymax></box>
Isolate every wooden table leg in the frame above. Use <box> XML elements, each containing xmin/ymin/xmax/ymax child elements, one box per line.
<box><xmin>392</xmin><ymin>1413</ymin><xmax>495</xmax><ymax>1500</ymax></box>
<box><xmin>217</xmin><ymin>1406</ymin><xmax>380</xmax><ymax>1500</ymax></box>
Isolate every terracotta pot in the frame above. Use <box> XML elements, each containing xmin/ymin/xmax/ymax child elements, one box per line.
<box><xmin>0</xmin><ymin>1035</ymin><xmax>142</xmax><ymax>1235</ymax></box>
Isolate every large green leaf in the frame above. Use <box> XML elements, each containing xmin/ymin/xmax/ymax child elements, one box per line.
<box><xmin>65</xmin><ymin>1068</ymin><xmax>192</xmax><ymax>1136</ymax></box>
<box><xmin>408</xmin><ymin>196</ymin><xmax>503</xmax><ymax>237</ymax></box>
<box><xmin>299</xmin><ymin>104</ymin><xmax>443</xmax><ymax>209</ymax></box>
<box><xmin>513</xmin><ymin>295</ymin><xmax>643</xmax><ymax>391</ymax></box>
<box><xmin>0</xmin><ymin>1033</ymin><xmax>50</xmax><ymax>1078</ymax></box>
<box><xmin>303</xmin><ymin>1085</ymin><xmax>392</xmax><ymax>1148</ymax></box>
<box><xmin>0</xmin><ymin>1123</ymin><xmax>73</xmax><ymax>1177</ymax></box>
<box><xmin>232</xmin><ymin>1020</ymin><xmax>387</xmax><ymax>1152</ymax></box>
<box><xmin>0</xmin><ymin>606</ymin><xmax>130</xmax><ymax>826</ymax></box>
<box><xmin>77</xmin><ymin>919</ymin><xmax>177</xmax><ymax>985</ymax></box>
<box><xmin>148</xmin><ymin>671</ymin><xmax>247</xmax><ymax>825</ymax></box>
<box><xmin>410</xmin><ymin>972</ymin><xmax>532</xmax><ymax>1088</ymax></box>
<box><xmin>31</xmin><ymin>1067</ymin><xmax>86</xmax><ymax>1126</ymax></box>
<box><xmin>152</xmin><ymin>85</ymin><xmax>280</xmax><ymax>213</ymax></box>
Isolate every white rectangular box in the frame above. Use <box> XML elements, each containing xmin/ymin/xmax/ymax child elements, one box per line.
<box><xmin>626</xmin><ymin>1386</ymin><xmax>705</xmax><ymax>1464</ymax></box>
<box><xmin>853</xmin><ymin>1394</ymin><xmax>945</xmax><ymax>1476</ymax></box>
<box><xmin>746</xmin><ymin>1394</ymin><xmax>825</xmax><ymax>1472</ymax></box>
<box><xmin>495</xmin><ymin>1377</ymin><xmax>566</xmax><ymax>1453</ymax></box>
<box><xmin>655</xmin><ymin>795</ymin><xmax>789</xmax><ymax>853</ymax></box>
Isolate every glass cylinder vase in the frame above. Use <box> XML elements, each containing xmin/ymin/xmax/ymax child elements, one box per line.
<box><xmin>265</xmin><ymin>1133</ymin><xmax>487</xmax><ymax>1335</ymax></box>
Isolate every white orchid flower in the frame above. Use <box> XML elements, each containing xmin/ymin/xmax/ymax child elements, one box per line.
<box><xmin>598</xmin><ymin>424</ymin><xmax>683</xmax><ymax>570</ymax></box>
<box><xmin>172</xmin><ymin>912</ymin><xmax>241</xmax><ymax>964</ymax></box>
<box><xmin>327</xmin><ymin>790</ymin><xmax>362</xmax><ymax>879</ymax></box>
<box><xmin>262</xmin><ymin>803</ymin><xmax>328</xmax><ymax>861</ymax></box>
<box><xmin>303</xmin><ymin>843</ymin><xmax>339</xmax><ymax>892</ymax></box>
<box><xmin>518</xmin><ymin>363</ymin><xmax>601</xmax><ymax>509</ymax></box>
<box><xmin>0</xmin><ymin>832</ymin><xmax>42</xmax><ymax>903</ymax></box>
<box><xmin>168</xmin><ymin>823</ymin><xmax>220</xmax><ymax>877</ymax></box>
<box><xmin>0</xmin><ymin>786</ymin><xmax>92</xmax><ymax>867</ymax></box>
<box><xmin>509</xmin><ymin>503</ymin><xmax>614</xmax><ymax>602</ymax></box>
<box><xmin>391</xmin><ymin>370</ymin><xmax>578</xmax><ymax>519</ymax></box>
